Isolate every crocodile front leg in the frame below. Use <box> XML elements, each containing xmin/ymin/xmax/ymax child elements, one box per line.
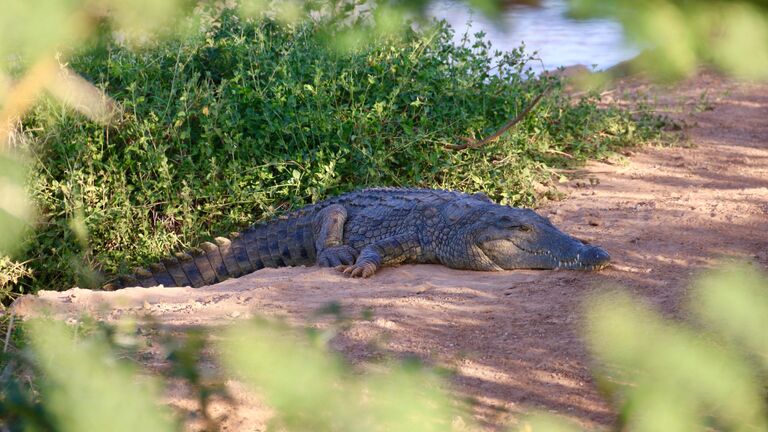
<box><xmin>337</xmin><ymin>233</ymin><xmax>421</xmax><ymax>278</ymax></box>
<box><xmin>314</xmin><ymin>204</ymin><xmax>358</xmax><ymax>267</ymax></box>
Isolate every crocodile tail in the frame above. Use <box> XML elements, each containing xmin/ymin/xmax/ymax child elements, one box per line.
<box><xmin>104</xmin><ymin>234</ymin><xmax>257</xmax><ymax>289</ymax></box>
<box><xmin>103</xmin><ymin>210</ymin><xmax>318</xmax><ymax>290</ymax></box>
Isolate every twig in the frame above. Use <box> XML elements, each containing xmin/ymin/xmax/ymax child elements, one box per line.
<box><xmin>4</xmin><ymin>314</ymin><xmax>15</xmax><ymax>353</ymax></box>
<box><xmin>544</xmin><ymin>149</ymin><xmax>574</xmax><ymax>159</ymax></box>
<box><xmin>445</xmin><ymin>87</ymin><xmax>551</xmax><ymax>151</ymax></box>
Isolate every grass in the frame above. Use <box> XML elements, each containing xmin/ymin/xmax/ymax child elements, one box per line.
<box><xmin>3</xmin><ymin>8</ymin><xmax>664</xmax><ymax>300</ymax></box>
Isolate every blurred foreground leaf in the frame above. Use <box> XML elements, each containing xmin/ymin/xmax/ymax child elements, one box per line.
<box><xmin>584</xmin><ymin>265</ymin><xmax>768</xmax><ymax>432</ymax></box>
<box><xmin>517</xmin><ymin>414</ymin><xmax>582</xmax><ymax>432</ymax></box>
<box><xmin>0</xmin><ymin>0</ymin><xmax>82</xmax><ymax>65</ymax></box>
<box><xmin>26</xmin><ymin>319</ymin><xmax>176</xmax><ymax>432</ymax></box>
<box><xmin>107</xmin><ymin>0</ymin><xmax>185</xmax><ymax>37</ymax></box>
<box><xmin>568</xmin><ymin>0</ymin><xmax>768</xmax><ymax>79</ymax></box>
<box><xmin>220</xmin><ymin>319</ymin><xmax>463</xmax><ymax>432</ymax></box>
<box><xmin>692</xmin><ymin>264</ymin><xmax>768</xmax><ymax>370</ymax></box>
<box><xmin>0</xmin><ymin>152</ymin><xmax>34</xmax><ymax>257</ymax></box>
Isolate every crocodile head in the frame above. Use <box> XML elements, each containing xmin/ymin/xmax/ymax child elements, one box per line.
<box><xmin>473</xmin><ymin>206</ymin><xmax>611</xmax><ymax>271</ymax></box>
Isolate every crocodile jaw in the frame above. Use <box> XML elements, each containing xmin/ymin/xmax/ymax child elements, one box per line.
<box><xmin>479</xmin><ymin>239</ymin><xmax>611</xmax><ymax>271</ymax></box>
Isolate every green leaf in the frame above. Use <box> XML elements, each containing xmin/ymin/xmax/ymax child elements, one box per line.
<box><xmin>0</xmin><ymin>152</ymin><xmax>34</xmax><ymax>256</ymax></box>
<box><xmin>585</xmin><ymin>288</ymin><xmax>768</xmax><ymax>432</ymax></box>
<box><xmin>27</xmin><ymin>319</ymin><xmax>176</xmax><ymax>432</ymax></box>
<box><xmin>691</xmin><ymin>264</ymin><xmax>768</xmax><ymax>367</ymax></box>
<box><xmin>220</xmin><ymin>319</ymin><xmax>462</xmax><ymax>432</ymax></box>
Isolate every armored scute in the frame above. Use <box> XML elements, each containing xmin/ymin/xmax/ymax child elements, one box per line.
<box><xmin>107</xmin><ymin>188</ymin><xmax>610</xmax><ymax>289</ymax></box>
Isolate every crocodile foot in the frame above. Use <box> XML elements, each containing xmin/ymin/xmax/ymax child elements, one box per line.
<box><xmin>336</xmin><ymin>262</ymin><xmax>377</xmax><ymax>278</ymax></box>
<box><xmin>318</xmin><ymin>245</ymin><xmax>358</xmax><ymax>267</ymax></box>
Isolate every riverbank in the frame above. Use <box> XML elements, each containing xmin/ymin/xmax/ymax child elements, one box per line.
<box><xmin>12</xmin><ymin>70</ymin><xmax>768</xmax><ymax>430</ymax></box>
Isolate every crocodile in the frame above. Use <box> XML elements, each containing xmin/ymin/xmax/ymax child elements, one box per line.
<box><xmin>105</xmin><ymin>188</ymin><xmax>610</xmax><ymax>289</ymax></box>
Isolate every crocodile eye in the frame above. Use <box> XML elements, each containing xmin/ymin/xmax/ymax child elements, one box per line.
<box><xmin>496</xmin><ymin>215</ymin><xmax>516</xmax><ymax>227</ymax></box>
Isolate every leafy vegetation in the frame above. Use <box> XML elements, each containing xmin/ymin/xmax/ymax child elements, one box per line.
<box><xmin>569</xmin><ymin>0</ymin><xmax>768</xmax><ymax>79</ymax></box>
<box><xmin>582</xmin><ymin>265</ymin><xmax>768</xmax><ymax>432</ymax></box>
<box><xmin>221</xmin><ymin>319</ymin><xmax>462</xmax><ymax>431</ymax></box>
<box><xmin>1</xmin><ymin>9</ymin><xmax>664</xmax><ymax>299</ymax></box>
<box><xmin>0</xmin><ymin>258</ymin><xmax>31</xmax><ymax>295</ymax></box>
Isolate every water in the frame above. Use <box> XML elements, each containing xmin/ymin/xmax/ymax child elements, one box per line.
<box><xmin>428</xmin><ymin>0</ymin><xmax>639</xmax><ymax>73</ymax></box>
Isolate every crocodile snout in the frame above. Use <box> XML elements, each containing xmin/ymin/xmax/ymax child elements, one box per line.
<box><xmin>581</xmin><ymin>246</ymin><xmax>611</xmax><ymax>269</ymax></box>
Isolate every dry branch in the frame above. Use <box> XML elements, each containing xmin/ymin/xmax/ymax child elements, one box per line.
<box><xmin>445</xmin><ymin>87</ymin><xmax>550</xmax><ymax>151</ymax></box>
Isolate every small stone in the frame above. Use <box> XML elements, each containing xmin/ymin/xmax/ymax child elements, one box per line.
<box><xmin>143</xmin><ymin>301</ymin><xmax>151</xmax><ymax>310</ymax></box>
<box><xmin>230</xmin><ymin>311</ymin><xmax>241</xmax><ymax>318</ymax></box>
<box><xmin>588</xmin><ymin>219</ymin><xmax>600</xmax><ymax>226</ymax></box>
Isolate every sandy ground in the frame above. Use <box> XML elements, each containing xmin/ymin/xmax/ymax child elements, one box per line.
<box><xmin>11</xmin><ymin>71</ymin><xmax>768</xmax><ymax>431</ymax></box>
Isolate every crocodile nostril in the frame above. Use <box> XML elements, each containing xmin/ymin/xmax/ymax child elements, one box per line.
<box><xmin>583</xmin><ymin>247</ymin><xmax>610</xmax><ymax>265</ymax></box>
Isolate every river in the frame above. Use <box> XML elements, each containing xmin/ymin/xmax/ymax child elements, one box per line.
<box><xmin>428</xmin><ymin>0</ymin><xmax>639</xmax><ymax>73</ymax></box>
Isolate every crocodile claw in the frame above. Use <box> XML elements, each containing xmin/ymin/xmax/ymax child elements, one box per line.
<box><xmin>335</xmin><ymin>262</ymin><xmax>377</xmax><ymax>278</ymax></box>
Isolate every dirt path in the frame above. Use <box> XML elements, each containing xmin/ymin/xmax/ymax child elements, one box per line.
<box><xmin>12</xmin><ymin>72</ymin><xmax>768</xmax><ymax>430</ymax></box>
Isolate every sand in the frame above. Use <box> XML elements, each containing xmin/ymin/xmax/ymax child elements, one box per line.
<box><xmin>10</xmin><ymin>71</ymin><xmax>768</xmax><ymax>431</ymax></box>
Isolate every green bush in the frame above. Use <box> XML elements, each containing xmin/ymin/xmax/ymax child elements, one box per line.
<box><xmin>9</xmin><ymin>10</ymin><xmax>662</xmax><ymax>297</ymax></box>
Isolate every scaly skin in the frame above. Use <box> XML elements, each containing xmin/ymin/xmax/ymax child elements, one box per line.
<box><xmin>105</xmin><ymin>188</ymin><xmax>611</xmax><ymax>289</ymax></box>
